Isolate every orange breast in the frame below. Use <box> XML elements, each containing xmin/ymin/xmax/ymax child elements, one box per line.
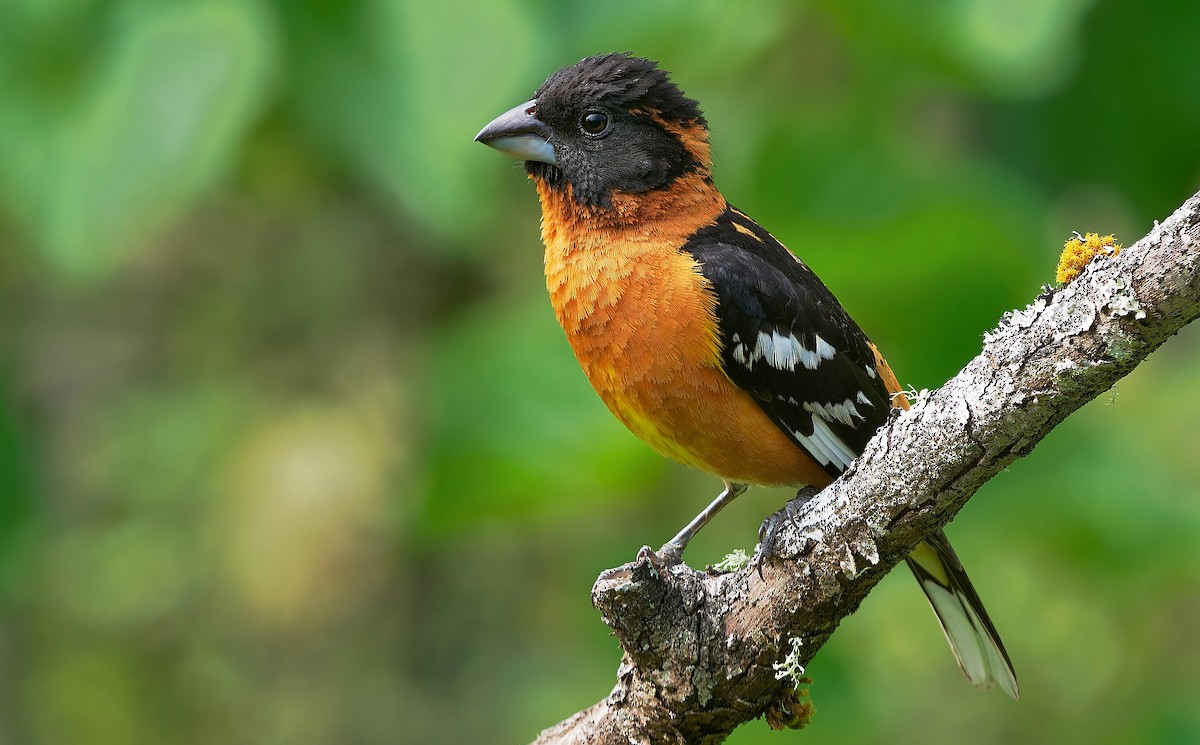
<box><xmin>537</xmin><ymin>177</ymin><xmax>831</xmax><ymax>489</ymax></box>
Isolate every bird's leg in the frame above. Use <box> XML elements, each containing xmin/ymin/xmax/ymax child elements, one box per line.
<box><xmin>654</xmin><ymin>481</ymin><xmax>748</xmax><ymax>565</ymax></box>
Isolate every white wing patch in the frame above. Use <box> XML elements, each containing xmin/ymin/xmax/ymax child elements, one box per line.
<box><xmin>792</xmin><ymin>428</ymin><xmax>834</xmax><ymax>468</ymax></box>
<box><xmin>768</xmin><ymin>331</ymin><xmax>800</xmax><ymax>370</ymax></box>
<box><xmin>811</xmin><ymin>416</ymin><xmax>857</xmax><ymax>470</ymax></box>
<box><xmin>733</xmin><ymin>330</ymin><xmax>838</xmax><ymax>372</ymax></box>
<box><xmin>731</xmin><ymin>333</ymin><xmax>747</xmax><ymax>364</ymax></box>
<box><xmin>723</xmin><ymin>326</ymin><xmax>871</xmax><ymax>474</ymax></box>
<box><xmin>797</xmin><ymin>341</ymin><xmax>821</xmax><ymax>370</ymax></box>
<box><xmin>804</xmin><ymin>398</ymin><xmax>866</xmax><ymax>427</ymax></box>
<box><xmin>813</xmin><ymin>335</ymin><xmax>837</xmax><ymax>361</ymax></box>
<box><xmin>793</xmin><ymin>415</ymin><xmax>858</xmax><ymax>472</ymax></box>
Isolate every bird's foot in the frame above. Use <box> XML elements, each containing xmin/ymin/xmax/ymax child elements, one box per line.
<box><xmin>754</xmin><ymin>486</ymin><xmax>820</xmax><ymax>575</ymax></box>
<box><xmin>593</xmin><ymin>541</ymin><xmax>687</xmax><ymax>595</ymax></box>
<box><xmin>638</xmin><ymin>541</ymin><xmax>686</xmax><ymax>573</ymax></box>
<box><xmin>595</xmin><ymin>542</ymin><xmax>686</xmax><ymax>583</ymax></box>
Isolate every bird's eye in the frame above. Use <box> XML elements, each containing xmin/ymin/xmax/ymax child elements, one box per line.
<box><xmin>580</xmin><ymin>110</ymin><xmax>609</xmax><ymax>136</ymax></box>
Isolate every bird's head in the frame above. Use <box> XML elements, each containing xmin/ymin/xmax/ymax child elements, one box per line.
<box><xmin>475</xmin><ymin>53</ymin><xmax>712</xmax><ymax>209</ymax></box>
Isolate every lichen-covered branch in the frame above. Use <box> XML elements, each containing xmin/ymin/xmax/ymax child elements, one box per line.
<box><xmin>532</xmin><ymin>189</ymin><xmax>1200</xmax><ymax>745</ymax></box>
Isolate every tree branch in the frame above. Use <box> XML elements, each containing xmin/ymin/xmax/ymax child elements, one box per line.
<box><xmin>532</xmin><ymin>189</ymin><xmax>1200</xmax><ymax>745</ymax></box>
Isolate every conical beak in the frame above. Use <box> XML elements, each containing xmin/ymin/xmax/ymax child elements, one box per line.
<box><xmin>474</xmin><ymin>100</ymin><xmax>557</xmax><ymax>165</ymax></box>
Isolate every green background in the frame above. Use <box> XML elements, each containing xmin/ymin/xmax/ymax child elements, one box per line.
<box><xmin>1</xmin><ymin>1</ymin><xmax>1198</xmax><ymax>743</ymax></box>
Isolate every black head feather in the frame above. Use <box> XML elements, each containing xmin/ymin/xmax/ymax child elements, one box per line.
<box><xmin>525</xmin><ymin>53</ymin><xmax>710</xmax><ymax>207</ymax></box>
<box><xmin>535</xmin><ymin>52</ymin><xmax>705</xmax><ymax>127</ymax></box>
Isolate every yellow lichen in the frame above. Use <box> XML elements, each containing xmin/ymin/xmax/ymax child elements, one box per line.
<box><xmin>1057</xmin><ymin>232</ymin><xmax>1121</xmax><ymax>284</ymax></box>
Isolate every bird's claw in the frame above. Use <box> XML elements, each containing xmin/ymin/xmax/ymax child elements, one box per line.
<box><xmin>637</xmin><ymin>542</ymin><xmax>685</xmax><ymax>575</ymax></box>
<box><xmin>754</xmin><ymin>487</ymin><xmax>820</xmax><ymax>577</ymax></box>
<box><xmin>593</xmin><ymin>543</ymin><xmax>687</xmax><ymax>596</ymax></box>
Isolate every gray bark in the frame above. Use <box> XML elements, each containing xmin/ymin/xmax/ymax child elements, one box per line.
<box><xmin>532</xmin><ymin>188</ymin><xmax>1200</xmax><ymax>744</ymax></box>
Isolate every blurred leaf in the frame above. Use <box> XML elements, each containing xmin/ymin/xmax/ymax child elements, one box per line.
<box><xmin>26</xmin><ymin>643</ymin><xmax>147</xmax><ymax>745</ymax></box>
<box><xmin>87</xmin><ymin>383</ymin><xmax>246</xmax><ymax>509</ymax></box>
<box><xmin>980</xmin><ymin>0</ymin><xmax>1200</xmax><ymax>218</ymax></box>
<box><xmin>932</xmin><ymin>0</ymin><xmax>1099</xmax><ymax>97</ymax></box>
<box><xmin>422</xmin><ymin>293</ymin><xmax>660</xmax><ymax>532</ymax></box>
<box><xmin>558</xmin><ymin>0</ymin><xmax>787</xmax><ymax>75</ymax></box>
<box><xmin>821</xmin><ymin>0</ymin><xmax>1099</xmax><ymax>98</ymax></box>
<box><xmin>46</xmin><ymin>520</ymin><xmax>191</xmax><ymax>630</ymax></box>
<box><xmin>0</xmin><ymin>365</ymin><xmax>34</xmax><ymax>592</ymax></box>
<box><xmin>281</xmin><ymin>0</ymin><xmax>548</xmax><ymax>251</ymax></box>
<box><xmin>0</xmin><ymin>0</ymin><xmax>277</xmax><ymax>279</ymax></box>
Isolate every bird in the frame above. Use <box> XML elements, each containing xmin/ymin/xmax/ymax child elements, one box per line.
<box><xmin>475</xmin><ymin>52</ymin><xmax>1018</xmax><ymax>699</ymax></box>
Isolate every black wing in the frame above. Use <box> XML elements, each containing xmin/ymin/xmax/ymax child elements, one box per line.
<box><xmin>684</xmin><ymin>206</ymin><xmax>894</xmax><ymax>478</ymax></box>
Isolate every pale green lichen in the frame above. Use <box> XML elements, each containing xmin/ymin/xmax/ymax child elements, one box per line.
<box><xmin>1103</xmin><ymin>276</ymin><xmax>1147</xmax><ymax>320</ymax></box>
<box><xmin>773</xmin><ymin>636</ymin><xmax>806</xmax><ymax>688</ymax></box>
<box><xmin>710</xmin><ymin>547</ymin><xmax>753</xmax><ymax>573</ymax></box>
<box><xmin>891</xmin><ymin>385</ymin><xmax>930</xmax><ymax>408</ymax></box>
<box><xmin>767</xmin><ymin>637</ymin><xmax>815</xmax><ymax>730</ymax></box>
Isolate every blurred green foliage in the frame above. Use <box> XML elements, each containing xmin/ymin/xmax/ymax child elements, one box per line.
<box><xmin>0</xmin><ymin>1</ymin><xmax>1198</xmax><ymax>743</ymax></box>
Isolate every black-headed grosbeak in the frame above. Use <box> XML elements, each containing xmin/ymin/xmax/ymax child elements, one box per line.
<box><xmin>476</xmin><ymin>52</ymin><xmax>1018</xmax><ymax>698</ymax></box>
